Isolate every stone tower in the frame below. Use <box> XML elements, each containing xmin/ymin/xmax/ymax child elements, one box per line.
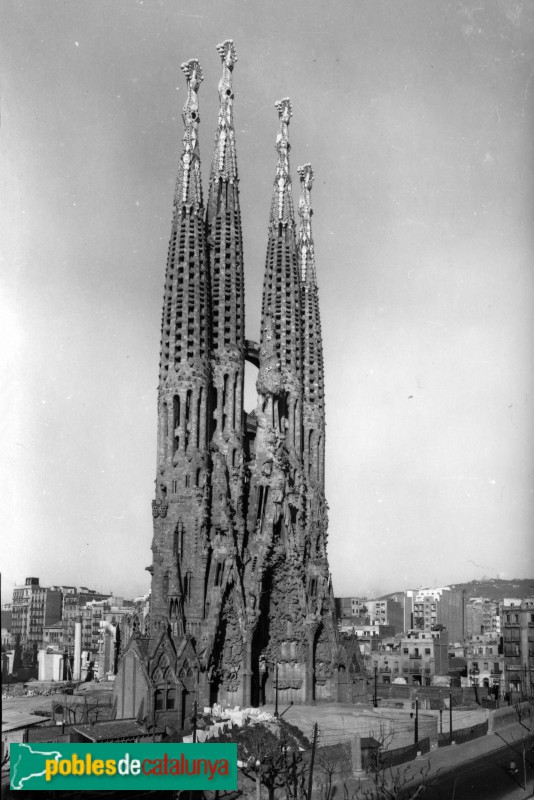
<box><xmin>114</xmin><ymin>43</ymin><xmax>355</xmax><ymax>728</ymax></box>
<box><xmin>150</xmin><ymin>57</ymin><xmax>211</xmax><ymax>641</ymax></box>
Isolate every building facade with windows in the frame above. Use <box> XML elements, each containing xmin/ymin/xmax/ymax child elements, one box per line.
<box><xmin>501</xmin><ymin>597</ymin><xmax>534</xmax><ymax>696</ymax></box>
<box><xmin>413</xmin><ymin>587</ymin><xmax>466</xmax><ymax>643</ymax></box>
<box><xmin>11</xmin><ymin>578</ymin><xmax>62</xmax><ymax>660</ymax></box>
<box><xmin>465</xmin><ymin>634</ymin><xmax>504</xmax><ymax>694</ymax></box>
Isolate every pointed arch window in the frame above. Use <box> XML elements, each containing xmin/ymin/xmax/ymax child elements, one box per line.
<box><xmin>167</xmin><ymin>688</ymin><xmax>176</xmax><ymax>710</ymax></box>
<box><xmin>196</xmin><ymin>388</ymin><xmax>203</xmax><ymax>448</ymax></box>
<box><xmin>185</xmin><ymin>390</ymin><xmax>192</xmax><ymax>451</ymax></box>
<box><xmin>155</xmin><ymin>689</ymin><xmax>164</xmax><ymax>711</ymax></box>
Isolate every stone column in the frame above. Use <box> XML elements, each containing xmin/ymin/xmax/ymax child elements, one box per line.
<box><xmin>351</xmin><ymin>734</ymin><xmax>366</xmax><ymax>779</ymax></box>
<box><xmin>241</xmin><ymin>633</ymin><xmax>252</xmax><ymax>708</ymax></box>
<box><xmin>305</xmin><ymin>623</ymin><xmax>316</xmax><ymax>704</ymax></box>
<box><xmin>73</xmin><ymin>615</ymin><xmax>82</xmax><ymax>681</ymax></box>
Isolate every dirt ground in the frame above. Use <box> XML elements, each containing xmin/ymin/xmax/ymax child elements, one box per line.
<box><xmin>2</xmin><ymin>680</ymin><xmax>114</xmax><ymax>717</ymax></box>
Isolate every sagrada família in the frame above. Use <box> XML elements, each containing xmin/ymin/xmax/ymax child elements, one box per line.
<box><xmin>114</xmin><ymin>41</ymin><xmax>362</xmax><ymax>730</ymax></box>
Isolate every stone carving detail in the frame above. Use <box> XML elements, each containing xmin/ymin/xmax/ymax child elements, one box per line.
<box><xmin>211</xmin><ymin>588</ymin><xmax>244</xmax><ymax>692</ymax></box>
<box><xmin>256</xmin><ymin>311</ymin><xmax>283</xmax><ymax>397</ymax></box>
<box><xmin>271</xmin><ymin>98</ymin><xmax>294</xmax><ymax>226</ymax></box>
<box><xmin>174</xmin><ymin>59</ymin><xmax>204</xmax><ymax>213</ymax></box>
<box><xmin>297</xmin><ymin>163</ymin><xmax>315</xmax><ymax>283</ymax></box>
<box><xmin>210</xmin><ymin>39</ymin><xmax>238</xmax><ymax>182</ymax></box>
<box><xmin>152</xmin><ymin>500</ymin><xmax>168</xmax><ymax>519</ymax></box>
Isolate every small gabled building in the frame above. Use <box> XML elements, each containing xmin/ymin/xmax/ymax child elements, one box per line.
<box><xmin>114</xmin><ymin>630</ymin><xmax>200</xmax><ymax>734</ymax></box>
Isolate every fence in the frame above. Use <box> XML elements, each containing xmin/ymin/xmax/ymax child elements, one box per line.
<box><xmin>317</xmin><ymin>735</ymin><xmax>431</xmax><ymax>775</ymax></box>
<box><xmin>379</xmin><ymin>737</ymin><xmax>430</xmax><ymax>768</ymax></box>
<box><xmin>377</xmin><ymin>683</ymin><xmax>484</xmax><ymax>706</ymax></box>
<box><xmin>437</xmin><ymin>719</ymin><xmax>488</xmax><ymax>747</ymax></box>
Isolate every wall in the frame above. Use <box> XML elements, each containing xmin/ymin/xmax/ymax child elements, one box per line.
<box><xmin>37</xmin><ymin>650</ymin><xmax>64</xmax><ymax>682</ymax></box>
<box><xmin>488</xmin><ymin>701</ymin><xmax>532</xmax><ymax>733</ymax></box>
<box><xmin>114</xmin><ymin>649</ymin><xmax>148</xmax><ymax>720</ymax></box>
<box><xmin>438</xmin><ymin>720</ymin><xmax>488</xmax><ymax>747</ymax></box>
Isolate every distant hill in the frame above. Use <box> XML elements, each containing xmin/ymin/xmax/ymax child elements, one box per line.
<box><xmin>378</xmin><ymin>578</ymin><xmax>534</xmax><ymax>603</ymax></box>
<box><xmin>448</xmin><ymin>578</ymin><xmax>534</xmax><ymax>602</ymax></box>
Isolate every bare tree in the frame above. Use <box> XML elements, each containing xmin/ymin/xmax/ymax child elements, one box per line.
<box><xmin>345</xmin><ymin>760</ymin><xmax>431</xmax><ymax>800</ymax></box>
<box><xmin>494</xmin><ymin>703</ymin><xmax>534</xmax><ymax>792</ymax></box>
<box><xmin>340</xmin><ymin>727</ymin><xmax>433</xmax><ymax>800</ymax></box>
<box><xmin>213</xmin><ymin>720</ymin><xmax>308</xmax><ymax>800</ymax></box>
<box><xmin>315</xmin><ymin>745</ymin><xmax>350</xmax><ymax>800</ymax></box>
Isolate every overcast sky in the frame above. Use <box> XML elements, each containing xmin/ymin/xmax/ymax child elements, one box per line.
<box><xmin>2</xmin><ymin>0</ymin><xmax>533</xmax><ymax>605</ymax></box>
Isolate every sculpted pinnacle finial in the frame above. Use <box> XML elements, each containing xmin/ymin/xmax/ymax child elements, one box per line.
<box><xmin>297</xmin><ymin>163</ymin><xmax>314</xmax><ymax>191</ymax></box>
<box><xmin>210</xmin><ymin>40</ymin><xmax>238</xmax><ymax>182</ymax></box>
<box><xmin>297</xmin><ymin>163</ymin><xmax>316</xmax><ymax>284</ymax></box>
<box><xmin>270</xmin><ymin>98</ymin><xmax>294</xmax><ymax>225</ymax></box>
<box><xmin>174</xmin><ymin>59</ymin><xmax>204</xmax><ymax>213</ymax></box>
<box><xmin>181</xmin><ymin>58</ymin><xmax>203</xmax><ymax>86</ymax></box>
<box><xmin>216</xmin><ymin>39</ymin><xmax>237</xmax><ymax>69</ymax></box>
<box><xmin>275</xmin><ymin>97</ymin><xmax>293</xmax><ymax>124</ymax></box>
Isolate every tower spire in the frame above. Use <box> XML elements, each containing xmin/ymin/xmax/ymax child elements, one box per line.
<box><xmin>298</xmin><ymin>163</ymin><xmax>325</xmax><ymax>488</ymax></box>
<box><xmin>205</xmin><ymin>40</ymin><xmax>247</xmax><ymax>684</ymax></box>
<box><xmin>259</xmin><ymin>98</ymin><xmax>302</xmax><ymax>457</ymax></box>
<box><xmin>174</xmin><ymin>59</ymin><xmax>204</xmax><ymax>214</ymax></box>
<box><xmin>269</xmin><ymin>98</ymin><xmax>294</xmax><ymax>227</ymax></box>
<box><xmin>297</xmin><ymin>163</ymin><xmax>316</xmax><ymax>285</ymax></box>
<box><xmin>209</xmin><ymin>39</ymin><xmax>238</xmax><ymax>183</ymax></box>
<box><xmin>152</xmin><ymin>57</ymin><xmax>211</xmax><ymax>638</ymax></box>
<box><xmin>206</xmin><ymin>38</ymin><xmax>245</xmax><ymax>457</ymax></box>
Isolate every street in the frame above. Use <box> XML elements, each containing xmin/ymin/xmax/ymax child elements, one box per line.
<box><xmin>404</xmin><ymin>734</ymin><xmax>534</xmax><ymax>800</ymax></box>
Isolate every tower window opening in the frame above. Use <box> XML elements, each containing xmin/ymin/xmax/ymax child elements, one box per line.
<box><xmin>222</xmin><ymin>374</ymin><xmax>228</xmax><ymax>429</ymax></box>
<box><xmin>173</xmin><ymin>395</ymin><xmax>181</xmax><ymax>453</ymax></box>
<box><xmin>256</xmin><ymin>485</ymin><xmax>269</xmax><ymax>530</ymax></box>
<box><xmin>183</xmin><ymin>572</ymin><xmax>191</xmax><ymax>602</ymax></box>
<box><xmin>185</xmin><ymin>390</ymin><xmax>192</xmax><ymax>451</ymax></box>
<box><xmin>163</xmin><ymin>402</ymin><xmax>168</xmax><ymax>438</ymax></box>
<box><xmin>210</xmin><ymin>387</ymin><xmax>218</xmax><ymax>438</ymax></box>
<box><xmin>215</xmin><ymin>563</ymin><xmax>223</xmax><ymax>586</ymax></box>
<box><xmin>232</xmin><ymin>372</ymin><xmax>238</xmax><ymax>430</ymax></box>
<box><xmin>196</xmin><ymin>388</ymin><xmax>202</xmax><ymax>448</ymax></box>
<box><xmin>185</xmin><ymin>474</ymin><xmax>190</xmax><ymax>488</ymax></box>
<box><xmin>277</xmin><ymin>395</ymin><xmax>287</xmax><ymax>434</ymax></box>
<box><xmin>179</xmin><ymin>523</ymin><xmax>184</xmax><ymax>558</ymax></box>
<box><xmin>167</xmin><ymin>688</ymin><xmax>176</xmax><ymax>710</ymax></box>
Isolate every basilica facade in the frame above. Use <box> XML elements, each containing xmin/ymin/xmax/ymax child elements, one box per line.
<box><xmin>113</xmin><ymin>42</ymin><xmax>362</xmax><ymax>729</ymax></box>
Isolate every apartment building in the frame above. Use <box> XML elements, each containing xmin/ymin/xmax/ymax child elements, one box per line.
<box><xmin>11</xmin><ymin>578</ymin><xmax>62</xmax><ymax>659</ymax></box>
<box><xmin>413</xmin><ymin>587</ymin><xmax>466</xmax><ymax>643</ymax></box>
<box><xmin>501</xmin><ymin>597</ymin><xmax>534</xmax><ymax>696</ymax></box>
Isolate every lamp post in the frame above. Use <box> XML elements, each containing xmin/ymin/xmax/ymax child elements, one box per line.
<box><xmin>261</xmin><ymin>658</ymin><xmax>280</xmax><ymax>716</ymax></box>
<box><xmin>449</xmin><ymin>691</ymin><xmax>453</xmax><ymax>745</ymax></box>
<box><xmin>191</xmin><ymin>700</ymin><xmax>198</xmax><ymax>743</ymax></box>
<box><xmin>152</xmin><ymin>688</ymin><xmax>159</xmax><ymax>743</ymax></box>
